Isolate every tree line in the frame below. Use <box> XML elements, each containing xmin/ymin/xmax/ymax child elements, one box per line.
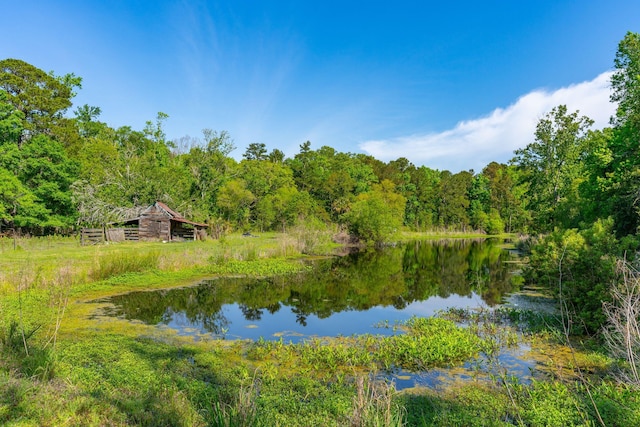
<box><xmin>1</xmin><ymin>32</ymin><xmax>640</xmax><ymax>248</ymax></box>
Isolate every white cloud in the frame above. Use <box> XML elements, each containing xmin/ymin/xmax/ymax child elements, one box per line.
<box><xmin>359</xmin><ymin>71</ymin><xmax>615</xmax><ymax>172</ymax></box>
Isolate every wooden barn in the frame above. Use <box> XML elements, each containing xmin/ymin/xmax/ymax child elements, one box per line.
<box><xmin>119</xmin><ymin>201</ymin><xmax>208</xmax><ymax>241</ymax></box>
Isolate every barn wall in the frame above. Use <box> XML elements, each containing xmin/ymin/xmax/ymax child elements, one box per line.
<box><xmin>118</xmin><ymin>204</ymin><xmax>206</xmax><ymax>242</ymax></box>
<box><xmin>171</xmin><ymin>223</ymin><xmax>195</xmax><ymax>240</ymax></box>
<box><xmin>139</xmin><ymin>208</ymin><xmax>171</xmax><ymax>241</ymax></box>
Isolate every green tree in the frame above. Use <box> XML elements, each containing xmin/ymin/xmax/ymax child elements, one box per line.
<box><xmin>0</xmin><ymin>88</ymin><xmax>79</xmax><ymax>230</ymax></box>
<box><xmin>0</xmin><ymin>168</ymin><xmax>47</xmax><ymax>230</ymax></box>
<box><xmin>524</xmin><ymin>219</ymin><xmax>619</xmax><ymax>334</ymax></box>
<box><xmin>0</xmin><ymin>58</ymin><xmax>79</xmax><ymax>146</ymax></box>
<box><xmin>217</xmin><ymin>178</ymin><xmax>255</xmax><ymax>227</ymax></box>
<box><xmin>378</xmin><ymin>157</ymin><xmax>419</xmax><ymax>228</ymax></box>
<box><xmin>344</xmin><ymin>180</ymin><xmax>406</xmax><ymax>245</ymax></box>
<box><xmin>18</xmin><ymin>134</ymin><xmax>79</xmax><ymax>227</ymax></box>
<box><xmin>267</xmin><ymin>148</ymin><xmax>285</xmax><ymax>163</ymax></box>
<box><xmin>512</xmin><ymin>105</ymin><xmax>593</xmax><ymax>231</ymax></box>
<box><xmin>256</xmin><ymin>186</ymin><xmax>313</xmax><ymax>232</ymax></box>
<box><xmin>287</xmin><ymin>144</ymin><xmax>377</xmax><ymax>221</ymax></box>
<box><xmin>468</xmin><ymin>174</ymin><xmax>490</xmax><ymax>231</ymax></box>
<box><xmin>486</xmin><ymin>209</ymin><xmax>505</xmax><ymax>235</ymax></box>
<box><xmin>73</xmin><ymin>103</ymin><xmax>105</xmax><ymax>142</ymax></box>
<box><xmin>437</xmin><ymin>170</ymin><xmax>472</xmax><ymax>229</ymax></box>
<box><xmin>596</xmin><ymin>32</ymin><xmax>640</xmax><ymax>235</ymax></box>
<box><xmin>0</xmin><ymin>91</ymin><xmax>23</xmax><ymax>143</ymax></box>
<box><xmin>578</xmin><ymin>128</ymin><xmax>616</xmax><ymax>227</ymax></box>
<box><xmin>409</xmin><ymin>166</ymin><xmax>441</xmax><ymax>230</ymax></box>
<box><xmin>481</xmin><ymin>162</ymin><xmax>528</xmax><ymax>232</ymax></box>
<box><xmin>243</xmin><ymin>142</ymin><xmax>268</xmax><ymax>160</ymax></box>
<box><xmin>182</xmin><ymin>129</ymin><xmax>236</xmax><ymax>218</ymax></box>
<box><xmin>611</xmin><ymin>31</ymin><xmax>640</xmax><ymax>129</ymax></box>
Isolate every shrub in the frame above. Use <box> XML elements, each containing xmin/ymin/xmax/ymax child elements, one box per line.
<box><xmin>524</xmin><ymin>219</ymin><xmax>618</xmax><ymax>334</ymax></box>
<box><xmin>486</xmin><ymin>209</ymin><xmax>505</xmax><ymax>235</ymax></box>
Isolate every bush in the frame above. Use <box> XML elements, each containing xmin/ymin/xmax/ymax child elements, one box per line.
<box><xmin>524</xmin><ymin>219</ymin><xmax>618</xmax><ymax>334</ymax></box>
<box><xmin>343</xmin><ymin>181</ymin><xmax>405</xmax><ymax>246</ymax></box>
<box><xmin>486</xmin><ymin>209</ymin><xmax>505</xmax><ymax>235</ymax></box>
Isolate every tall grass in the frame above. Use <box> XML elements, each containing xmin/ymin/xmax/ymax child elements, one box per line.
<box><xmin>90</xmin><ymin>250</ymin><xmax>161</xmax><ymax>281</ymax></box>
<box><xmin>208</xmin><ymin>379</ymin><xmax>260</xmax><ymax>427</ymax></box>
<box><xmin>349</xmin><ymin>376</ymin><xmax>405</xmax><ymax>427</ymax></box>
<box><xmin>0</xmin><ymin>233</ymin><xmax>311</xmax><ymax>296</ymax></box>
<box><xmin>604</xmin><ymin>259</ymin><xmax>640</xmax><ymax>386</ymax></box>
<box><xmin>288</xmin><ymin>219</ymin><xmax>337</xmax><ymax>255</ymax></box>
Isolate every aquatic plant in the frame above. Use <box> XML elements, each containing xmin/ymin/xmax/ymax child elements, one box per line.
<box><xmin>374</xmin><ymin>317</ymin><xmax>485</xmax><ymax>371</ymax></box>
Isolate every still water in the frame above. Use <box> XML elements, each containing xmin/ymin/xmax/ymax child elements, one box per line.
<box><xmin>94</xmin><ymin>239</ymin><xmax>522</xmax><ymax>343</ymax></box>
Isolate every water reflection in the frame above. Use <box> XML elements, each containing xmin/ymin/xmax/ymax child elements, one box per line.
<box><xmin>94</xmin><ymin>239</ymin><xmax>520</xmax><ymax>341</ymax></box>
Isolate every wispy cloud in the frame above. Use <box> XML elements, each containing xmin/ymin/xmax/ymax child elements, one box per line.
<box><xmin>359</xmin><ymin>71</ymin><xmax>615</xmax><ymax>172</ymax></box>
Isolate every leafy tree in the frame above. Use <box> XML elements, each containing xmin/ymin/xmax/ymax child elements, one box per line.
<box><xmin>468</xmin><ymin>174</ymin><xmax>490</xmax><ymax>231</ymax></box>
<box><xmin>437</xmin><ymin>170</ymin><xmax>472</xmax><ymax>229</ymax></box>
<box><xmin>0</xmin><ymin>91</ymin><xmax>23</xmax><ymax>143</ymax></box>
<box><xmin>344</xmin><ymin>180</ymin><xmax>406</xmax><ymax>245</ymax></box>
<box><xmin>0</xmin><ymin>168</ymin><xmax>47</xmax><ymax>230</ymax></box>
<box><xmin>595</xmin><ymin>32</ymin><xmax>640</xmax><ymax>235</ymax></box>
<box><xmin>256</xmin><ymin>186</ymin><xmax>314</xmax><ymax>232</ymax></box>
<box><xmin>241</xmin><ymin>160</ymin><xmax>295</xmax><ymax>201</ymax></box>
<box><xmin>524</xmin><ymin>219</ymin><xmax>619</xmax><ymax>334</ymax></box>
<box><xmin>578</xmin><ymin>128</ymin><xmax>616</xmax><ymax>227</ymax></box>
<box><xmin>217</xmin><ymin>178</ymin><xmax>255</xmax><ymax>227</ymax></box>
<box><xmin>0</xmin><ymin>58</ymin><xmax>79</xmax><ymax>146</ymax></box>
<box><xmin>243</xmin><ymin>142</ymin><xmax>268</xmax><ymax>160</ymax></box>
<box><xmin>239</xmin><ymin>159</ymin><xmax>303</xmax><ymax>229</ymax></box>
<box><xmin>408</xmin><ymin>166</ymin><xmax>441</xmax><ymax>230</ymax></box>
<box><xmin>73</xmin><ymin>103</ymin><xmax>107</xmax><ymax>145</ymax></box>
<box><xmin>486</xmin><ymin>209</ymin><xmax>505</xmax><ymax>235</ymax></box>
<box><xmin>0</xmin><ymin>87</ymin><xmax>79</xmax><ymax>230</ymax></box>
<box><xmin>512</xmin><ymin>105</ymin><xmax>593</xmax><ymax>231</ymax></box>
<box><xmin>19</xmin><ymin>134</ymin><xmax>79</xmax><ymax>227</ymax></box>
<box><xmin>267</xmin><ymin>148</ymin><xmax>285</xmax><ymax>163</ymax></box>
<box><xmin>611</xmin><ymin>31</ymin><xmax>640</xmax><ymax>129</ymax></box>
<box><xmin>288</xmin><ymin>144</ymin><xmax>377</xmax><ymax>221</ymax></box>
<box><xmin>376</xmin><ymin>157</ymin><xmax>420</xmax><ymax>228</ymax></box>
<box><xmin>481</xmin><ymin>162</ymin><xmax>527</xmax><ymax>232</ymax></box>
<box><xmin>181</xmin><ymin>129</ymin><xmax>236</xmax><ymax>218</ymax></box>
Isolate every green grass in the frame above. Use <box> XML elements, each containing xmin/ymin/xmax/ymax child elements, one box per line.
<box><xmin>1</xmin><ymin>233</ymin><xmax>640</xmax><ymax>426</ymax></box>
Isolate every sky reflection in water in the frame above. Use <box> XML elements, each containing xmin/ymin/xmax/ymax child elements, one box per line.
<box><xmin>95</xmin><ymin>239</ymin><xmax>520</xmax><ymax>343</ymax></box>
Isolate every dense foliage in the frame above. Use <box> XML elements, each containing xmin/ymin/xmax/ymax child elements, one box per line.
<box><xmin>2</xmin><ymin>31</ymin><xmax>640</xmax><ymax>314</ymax></box>
<box><xmin>0</xmin><ymin>60</ymin><xmax>534</xmax><ymax>242</ymax></box>
<box><xmin>4</xmin><ymin>31</ymin><xmax>640</xmax><ymax>426</ymax></box>
<box><xmin>518</xmin><ymin>32</ymin><xmax>640</xmax><ymax>336</ymax></box>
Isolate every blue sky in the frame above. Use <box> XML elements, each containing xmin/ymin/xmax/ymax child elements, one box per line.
<box><xmin>3</xmin><ymin>1</ymin><xmax>639</xmax><ymax>172</ymax></box>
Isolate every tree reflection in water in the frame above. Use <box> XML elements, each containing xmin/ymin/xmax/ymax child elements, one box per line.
<box><xmin>94</xmin><ymin>239</ymin><xmax>521</xmax><ymax>339</ymax></box>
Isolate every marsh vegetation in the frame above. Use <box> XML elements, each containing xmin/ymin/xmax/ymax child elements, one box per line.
<box><xmin>3</xmin><ymin>31</ymin><xmax>640</xmax><ymax>426</ymax></box>
<box><xmin>1</xmin><ymin>234</ymin><xmax>636</xmax><ymax>426</ymax></box>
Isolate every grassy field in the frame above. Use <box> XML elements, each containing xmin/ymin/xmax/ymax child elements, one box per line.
<box><xmin>1</xmin><ymin>233</ymin><xmax>638</xmax><ymax>426</ymax></box>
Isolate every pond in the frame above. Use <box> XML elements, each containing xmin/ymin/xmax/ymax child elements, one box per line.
<box><xmin>93</xmin><ymin>239</ymin><xmax>522</xmax><ymax>343</ymax></box>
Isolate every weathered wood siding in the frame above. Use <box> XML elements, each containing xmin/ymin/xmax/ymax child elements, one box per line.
<box><xmin>81</xmin><ymin>228</ymin><xmax>105</xmax><ymax>245</ymax></box>
<box><xmin>171</xmin><ymin>223</ymin><xmax>195</xmax><ymax>241</ymax></box>
<box><xmin>124</xmin><ymin>228</ymin><xmax>139</xmax><ymax>241</ymax></box>
<box><xmin>105</xmin><ymin>228</ymin><xmax>139</xmax><ymax>242</ymax></box>
<box><xmin>139</xmin><ymin>206</ymin><xmax>171</xmax><ymax>241</ymax></box>
<box><xmin>107</xmin><ymin>203</ymin><xmax>206</xmax><ymax>243</ymax></box>
<box><xmin>106</xmin><ymin>228</ymin><xmax>125</xmax><ymax>242</ymax></box>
